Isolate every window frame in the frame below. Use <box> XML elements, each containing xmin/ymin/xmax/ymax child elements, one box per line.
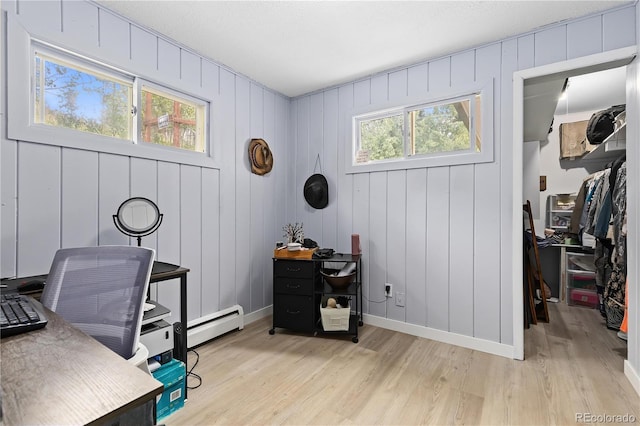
<box><xmin>346</xmin><ymin>79</ymin><xmax>494</xmax><ymax>174</ymax></box>
<box><xmin>7</xmin><ymin>18</ymin><xmax>217</xmax><ymax>169</ymax></box>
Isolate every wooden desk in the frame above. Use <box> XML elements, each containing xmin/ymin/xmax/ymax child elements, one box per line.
<box><xmin>1</xmin><ymin>303</ymin><xmax>163</xmax><ymax>426</ymax></box>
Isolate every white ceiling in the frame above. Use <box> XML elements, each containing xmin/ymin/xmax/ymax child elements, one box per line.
<box><xmin>94</xmin><ymin>0</ymin><xmax>632</xmax><ymax>98</ymax></box>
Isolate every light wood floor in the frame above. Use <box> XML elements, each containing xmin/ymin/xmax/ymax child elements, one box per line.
<box><xmin>165</xmin><ymin>302</ymin><xmax>639</xmax><ymax>425</ymax></box>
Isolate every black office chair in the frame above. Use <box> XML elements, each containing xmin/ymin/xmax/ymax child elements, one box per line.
<box><xmin>40</xmin><ymin>246</ymin><xmax>155</xmax><ymax>361</ymax></box>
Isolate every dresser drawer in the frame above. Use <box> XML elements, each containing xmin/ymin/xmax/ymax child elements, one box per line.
<box><xmin>274</xmin><ymin>278</ymin><xmax>314</xmax><ymax>296</ymax></box>
<box><xmin>273</xmin><ymin>294</ymin><xmax>314</xmax><ymax>332</ymax></box>
<box><xmin>273</xmin><ymin>259</ymin><xmax>317</xmax><ymax>279</ymax></box>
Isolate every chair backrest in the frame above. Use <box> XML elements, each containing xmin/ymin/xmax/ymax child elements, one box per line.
<box><xmin>41</xmin><ymin>246</ymin><xmax>155</xmax><ymax>359</ymax></box>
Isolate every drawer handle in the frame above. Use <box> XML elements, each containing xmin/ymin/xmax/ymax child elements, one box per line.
<box><xmin>286</xmin><ymin>309</ymin><xmax>301</xmax><ymax>315</ymax></box>
<box><xmin>286</xmin><ymin>267</ymin><xmax>301</xmax><ymax>272</ymax></box>
<box><xmin>286</xmin><ymin>284</ymin><xmax>301</xmax><ymax>289</ymax></box>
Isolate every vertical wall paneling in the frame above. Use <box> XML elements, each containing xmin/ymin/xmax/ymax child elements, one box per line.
<box><xmin>61</xmin><ymin>0</ymin><xmax>98</xmax><ymax>48</ymax></box>
<box><xmin>451</xmin><ymin>51</ymin><xmax>475</xmax><ymax>87</ymax></box>
<box><xmin>17</xmin><ymin>143</ymin><xmax>61</xmax><ymax>276</ymax></box>
<box><xmin>97</xmin><ymin>9</ymin><xmax>129</xmax><ymax>64</ymax></box>
<box><xmin>368</xmin><ymin>172</ymin><xmax>387</xmax><ymax>318</ymax></box>
<box><xmin>157</xmin><ymin>38</ymin><xmax>180</xmax><ymax>83</ymax></box>
<box><xmin>295</xmin><ymin>97</ymin><xmax>309</xmax><ymax>224</ymax></box>
<box><xmin>370</xmin><ymin>74</ymin><xmax>388</xmax><ymax>104</ymax></box>
<box><xmin>262</xmin><ymin>90</ymin><xmax>276</xmax><ymax>306</ymax></box>
<box><xmin>156</xmin><ymin>161</ymin><xmax>181</xmax><ymax>313</ymax></box>
<box><xmin>130</xmin><ymin>157</ymin><xmax>159</xmax><ymax>251</ymax></box>
<box><xmin>250</xmin><ymin>83</ymin><xmax>265</xmax><ymax>312</ymax></box>
<box><xmin>274</xmin><ymin>95</ymin><xmax>289</xmax><ymax>247</ymax></box>
<box><xmin>517</xmin><ymin>35</ymin><xmax>535</xmax><ymax>71</ymax></box>
<box><xmin>567</xmin><ymin>16</ymin><xmax>603</xmax><ymax>59</ymax></box>
<box><xmin>201</xmin><ymin>167</ymin><xmax>220</xmax><ymax>316</ymax></box>
<box><xmin>352</xmin><ymin>173</ymin><xmax>370</xmax><ymax>313</ymax></box>
<box><xmin>386</xmin><ymin>170</ymin><xmax>406</xmax><ymax>322</ymax></box>
<box><xmin>16</xmin><ymin>0</ymin><xmax>61</xmax><ymax>34</ymax></box>
<box><xmin>448</xmin><ymin>165</ymin><xmax>475</xmax><ymax>336</ymax></box>
<box><xmin>405</xmin><ymin>168</ymin><xmax>427</xmax><ymax>326</ymax></box>
<box><xmin>534</xmin><ymin>25</ymin><xmax>567</xmax><ymax>67</ymax></box>
<box><xmin>180</xmin><ymin>50</ymin><xmax>201</xmax><ymax>93</ymax></box>
<box><xmin>353</xmin><ymin>80</ymin><xmax>371</xmax><ymax>108</ymax></box>
<box><xmin>336</xmin><ymin>84</ymin><xmax>354</xmax><ymax>253</ymax></box>
<box><xmin>130</xmin><ymin>25</ymin><xmax>157</xmax><ymax>77</ymax></box>
<box><xmin>1</xmin><ymin>141</ymin><xmax>18</xmax><ymax>278</ymax></box>
<box><xmin>97</xmin><ymin>153</ymin><xmax>129</xmax><ymax>246</ymax></box>
<box><xmin>499</xmin><ymin>38</ymin><xmax>518</xmax><ymax>345</ymax></box>
<box><xmin>428</xmin><ymin>57</ymin><xmax>451</xmax><ymax>91</ymax></box>
<box><xmin>425</xmin><ymin>167</ymin><xmax>450</xmax><ymax>331</ymax></box>
<box><xmin>322</xmin><ymin>89</ymin><xmax>339</xmax><ymax>250</ymax></box>
<box><xmin>61</xmin><ymin>149</ymin><xmax>99</xmax><ymax>248</ymax></box>
<box><xmin>285</xmin><ymin>101</ymin><xmax>297</xmax><ymax>224</ymax></box>
<box><xmin>388</xmin><ymin>70</ymin><xmax>408</xmax><ymax>100</ymax></box>
<box><xmin>306</xmin><ymin>93</ymin><xmax>324</xmax><ymax>242</ymax></box>
<box><xmin>408</xmin><ymin>63</ymin><xmax>429</xmax><ymax>96</ymax></box>
<box><xmin>202</xmin><ymin>59</ymin><xmax>220</xmax><ymax>97</ymax></box>
<box><xmin>180</xmin><ymin>165</ymin><xmax>202</xmax><ymax>321</ymax></box>
<box><xmin>235</xmin><ymin>77</ymin><xmax>251</xmax><ymax>312</ymax></box>
<box><xmin>472</xmin><ymin>43</ymin><xmax>502</xmax><ymax>341</ymax></box>
<box><xmin>602</xmin><ymin>7</ymin><xmax>637</xmax><ymax>51</ymax></box>
<box><xmin>218</xmin><ymin>69</ymin><xmax>237</xmax><ymax>309</ymax></box>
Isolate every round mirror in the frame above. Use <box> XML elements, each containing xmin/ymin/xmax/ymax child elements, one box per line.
<box><xmin>113</xmin><ymin>197</ymin><xmax>163</xmax><ymax>246</ymax></box>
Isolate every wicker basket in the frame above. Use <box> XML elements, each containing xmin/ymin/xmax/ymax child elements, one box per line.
<box><xmin>320</xmin><ymin>269</ymin><xmax>355</xmax><ymax>290</ymax></box>
<box><xmin>320</xmin><ymin>303</ymin><xmax>350</xmax><ymax>331</ymax></box>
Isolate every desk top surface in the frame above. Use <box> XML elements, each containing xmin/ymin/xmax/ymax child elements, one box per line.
<box><xmin>1</xmin><ymin>304</ymin><xmax>163</xmax><ymax>426</ymax></box>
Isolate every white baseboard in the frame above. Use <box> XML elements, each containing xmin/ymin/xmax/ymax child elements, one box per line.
<box><xmin>624</xmin><ymin>360</ymin><xmax>640</xmax><ymax>397</ymax></box>
<box><xmin>244</xmin><ymin>305</ymin><xmax>272</xmax><ymax>325</ymax></box>
<box><xmin>363</xmin><ymin>314</ymin><xmax>516</xmax><ymax>359</ymax></box>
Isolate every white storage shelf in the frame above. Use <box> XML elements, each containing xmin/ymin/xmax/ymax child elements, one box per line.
<box><xmin>582</xmin><ymin>123</ymin><xmax>626</xmax><ymax>163</ymax></box>
<box><xmin>547</xmin><ymin>194</ymin><xmax>576</xmax><ymax>231</ymax></box>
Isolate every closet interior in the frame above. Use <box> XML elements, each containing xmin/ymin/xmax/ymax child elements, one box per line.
<box><xmin>523</xmin><ymin>65</ymin><xmax>629</xmax><ymax>342</ymax></box>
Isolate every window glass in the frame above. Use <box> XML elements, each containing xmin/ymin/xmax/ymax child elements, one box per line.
<box><xmin>410</xmin><ymin>98</ymin><xmax>473</xmax><ymax>155</ymax></box>
<box><xmin>34</xmin><ymin>50</ymin><xmax>133</xmax><ymax>139</ymax></box>
<box><xmin>139</xmin><ymin>86</ymin><xmax>206</xmax><ymax>153</ymax></box>
<box><xmin>353</xmin><ymin>93</ymin><xmax>482</xmax><ymax>167</ymax></box>
<box><xmin>357</xmin><ymin>113</ymin><xmax>403</xmax><ymax>163</ymax></box>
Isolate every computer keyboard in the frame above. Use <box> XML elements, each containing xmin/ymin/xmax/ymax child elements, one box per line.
<box><xmin>1</xmin><ymin>293</ymin><xmax>48</xmax><ymax>337</ymax></box>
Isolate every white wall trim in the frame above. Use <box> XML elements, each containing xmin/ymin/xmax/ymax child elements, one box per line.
<box><xmin>244</xmin><ymin>305</ymin><xmax>272</xmax><ymax>325</ymax></box>
<box><xmin>363</xmin><ymin>314</ymin><xmax>516</xmax><ymax>359</ymax></box>
<box><xmin>624</xmin><ymin>360</ymin><xmax>640</xmax><ymax>397</ymax></box>
<box><xmin>512</xmin><ymin>46</ymin><xmax>637</xmax><ymax>362</ymax></box>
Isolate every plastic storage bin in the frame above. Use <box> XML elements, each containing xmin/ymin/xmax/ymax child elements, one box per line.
<box><xmin>152</xmin><ymin>358</ymin><xmax>186</xmax><ymax>421</ymax></box>
<box><xmin>568</xmin><ymin>288</ymin><xmax>598</xmax><ymax>308</ymax></box>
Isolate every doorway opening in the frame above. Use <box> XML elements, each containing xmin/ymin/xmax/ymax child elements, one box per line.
<box><xmin>512</xmin><ymin>46</ymin><xmax>636</xmax><ymax>361</ymax></box>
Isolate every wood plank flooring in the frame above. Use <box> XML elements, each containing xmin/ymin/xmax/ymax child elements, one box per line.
<box><xmin>165</xmin><ymin>302</ymin><xmax>639</xmax><ymax>425</ymax></box>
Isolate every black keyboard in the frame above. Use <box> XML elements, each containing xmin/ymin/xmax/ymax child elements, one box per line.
<box><xmin>1</xmin><ymin>293</ymin><xmax>48</xmax><ymax>337</ymax></box>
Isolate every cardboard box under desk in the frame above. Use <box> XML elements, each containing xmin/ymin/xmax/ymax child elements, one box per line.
<box><xmin>273</xmin><ymin>247</ymin><xmax>317</xmax><ymax>259</ymax></box>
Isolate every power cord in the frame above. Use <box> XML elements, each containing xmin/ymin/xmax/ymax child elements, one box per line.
<box><xmin>186</xmin><ymin>348</ymin><xmax>202</xmax><ymax>390</ymax></box>
<box><xmin>363</xmin><ymin>294</ymin><xmax>387</xmax><ymax>304</ymax></box>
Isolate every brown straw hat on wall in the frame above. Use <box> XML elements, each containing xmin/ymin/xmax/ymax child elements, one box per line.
<box><xmin>248</xmin><ymin>138</ymin><xmax>273</xmax><ymax>175</ymax></box>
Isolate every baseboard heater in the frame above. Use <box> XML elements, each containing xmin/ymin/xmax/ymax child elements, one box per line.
<box><xmin>186</xmin><ymin>304</ymin><xmax>244</xmax><ymax>348</ymax></box>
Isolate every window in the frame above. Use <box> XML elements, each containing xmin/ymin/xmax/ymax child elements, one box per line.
<box><xmin>139</xmin><ymin>84</ymin><xmax>206</xmax><ymax>153</ymax></box>
<box><xmin>30</xmin><ymin>42</ymin><xmax>208</xmax><ymax>155</ymax></box>
<box><xmin>348</xmin><ymin>82</ymin><xmax>493</xmax><ymax>173</ymax></box>
<box><xmin>355</xmin><ymin>94</ymin><xmax>481</xmax><ymax>164</ymax></box>
<box><xmin>34</xmin><ymin>46</ymin><xmax>134</xmax><ymax>140</ymax></box>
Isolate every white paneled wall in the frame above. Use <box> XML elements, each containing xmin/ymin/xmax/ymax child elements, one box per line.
<box><xmin>1</xmin><ymin>0</ymin><xmax>637</xmax><ymax>366</ymax></box>
<box><xmin>289</xmin><ymin>4</ymin><xmax>636</xmax><ymax>348</ymax></box>
<box><xmin>0</xmin><ymin>0</ymin><xmax>289</xmax><ymax>323</ymax></box>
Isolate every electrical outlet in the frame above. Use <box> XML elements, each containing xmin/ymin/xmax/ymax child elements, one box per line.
<box><xmin>396</xmin><ymin>292</ymin><xmax>405</xmax><ymax>307</ymax></box>
<box><xmin>385</xmin><ymin>283</ymin><xmax>393</xmax><ymax>298</ymax></box>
